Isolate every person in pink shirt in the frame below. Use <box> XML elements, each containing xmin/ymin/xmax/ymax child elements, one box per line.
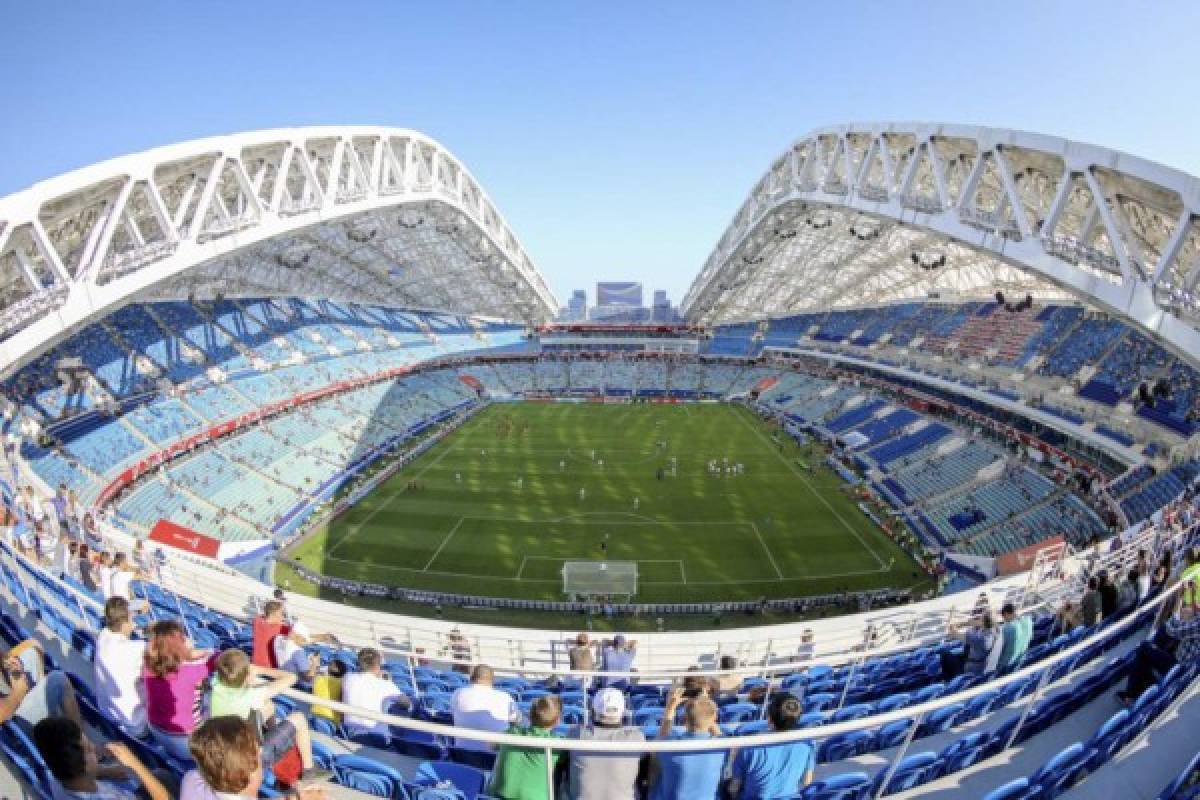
<box><xmin>142</xmin><ymin>619</ymin><xmax>216</xmax><ymax>761</ymax></box>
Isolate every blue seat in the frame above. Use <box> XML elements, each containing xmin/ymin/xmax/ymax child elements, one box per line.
<box><xmin>798</xmin><ymin>771</ymin><xmax>873</xmax><ymax>800</ymax></box>
<box><xmin>805</xmin><ymin>692</ymin><xmax>838</xmax><ymax>712</ymax></box>
<box><xmin>918</xmin><ymin>702</ymin><xmax>963</xmax><ymax>736</ymax></box>
<box><xmin>874</xmin><ymin>718</ymin><xmax>914</xmax><ymax>750</ymax></box>
<box><xmin>1084</xmin><ymin>709</ymin><xmax>1130</xmax><ymax>770</ymax></box>
<box><xmin>414</xmin><ymin>761</ymin><xmax>488</xmax><ymax>800</ymax></box>
<box><xmin>449</xmin><ymin>745</ymin><xmax>497</xmax><ymax>771</ymax></box>
<box><xmin>720</xmin><ymin>702</ymin><xmax>760</xmax><ymax>724</ymax></box>
<box><xmin>333</xmin><ymin>754</ymin><xmax>408</xmax><ymax>799</ymax></box>
<box><xmin>830</xmin><ymin>704</ymin><xmax>873</xmax><ymax>723</ymax></box>
<box><xmin>983</xmin><ymin>778</ymin><xmax>1034</xmax><ymax>800</ymax></box>
<box><xmin>818</xmin><ymin>730</ymin><xmax>873</xmax><ymax>763</ymax></box>
<box><xmin>1158</xmin><ymin>749</ymin><xmax>1200</xmax><ymax>800</ymax></box>
<box><xmin>735</xmin><ymin>720</ymin><xmax>771</xmax><ymax>735</ymax></box>
<box><xmin>560</xmin><ymin>704</ymin><xmax>586</xmax><ymax>725</ymax></box>
<box><xmin>394</xmin><ymin>729</ymin><xmax>447</xmax><ymax>761</ymax></box>
<box><xmin>634</xmin><ymin>707</ymin><xmax>665</xmax><ymax>727</ymax></box>
<box><xmin>873</xmin><ymin>751</ymin><xmax>939</xmax><ymax>795</ymax></box>
<box><xmin>873</xmin><ymin>693</ymin><xmax>911</xmax><ymax>714</ymax></box>
<box><xmin>1028</xmin><ymin>742</ymin><xmax>1088</xmax><ymax>799</ymax></box>
<box><xmin>940</xmin><ymin>732</ymin><xmax>988</xmax><ymax>773</ymax></box>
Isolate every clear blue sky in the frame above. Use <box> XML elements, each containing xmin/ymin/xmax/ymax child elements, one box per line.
<box><xmin>2</xmin><ymin>1</ymin><xmax>1196</xmax><ymax>308</ymax></box>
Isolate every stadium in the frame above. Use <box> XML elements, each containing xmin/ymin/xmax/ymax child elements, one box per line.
<box><xmin>0</xmin><ymin>120</ymin><xmax>1198</xmax><ymax>800</ymax></box>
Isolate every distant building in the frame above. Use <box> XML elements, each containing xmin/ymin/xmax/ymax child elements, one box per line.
<box><xmin>565</xmin><ymin>289</ymin><xmax>587</xmax><ymax>321</ymax></box>
<box><xmin>651</xmin><ymin>289</ymin><xmax>675</xmax><ymax>322</ymax></box>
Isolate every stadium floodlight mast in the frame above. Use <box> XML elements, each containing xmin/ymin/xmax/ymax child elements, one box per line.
<box><xmin>0</xmin><ymin>126</ymin><xmax>558</xmax><ymax>377</ymax></box>
<box><xmin>683</xmin><ymin>122</ymin><xmax>1200</xmax><ymax>370</ymax></box>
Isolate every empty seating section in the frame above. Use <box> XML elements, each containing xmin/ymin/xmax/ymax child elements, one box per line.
<box><xmin>1120</xmin><ymin>461</ymin><xmax>1200</xmax><ymax>524</ymax></box>
<box><xmin>919</xmin><ymin>302</ymin><xmax>983</xmax><ymax>352</ymax></box>
<box><xmin>60</xmin><ymin>415</ymin><xmax>146</xmax><ymax>475</ymax></box>
<box><xmin>867</xmin><ymin>423</ymin><xmax>951</xmax><ymax>467</ymax></box>
<box><xmin>1016</xmin><ymin>305</ymin><xmax>1083</xmax><ymax>365</ymax></box>
<box><xmin>182</xmin><ymin>384</ymin><xmax>255</xmax><ymax>421</ymax></box>
<box><xmin>1088</xmin><ymin>331</ymin><xmax>1173</xmax><ymax>400</ymax></box>
<box><xmin>853</xmin><ymin>408</ymin><xmax>920</xmax><ymax>444</ymax></box>
<box><xmin>122</xmin><ymin>398</ymin><xmax>203</xmax><ymax>444</ymax></box>
<box><xmin>708</xmin><ymin>322</ymin><xmax>758</xmax><ymax>354</ymax></box>
<box><xmin>826</xmin><ymin>400</ymin><xmax>887</xmax><ymax>433</ymax></box>
<box><xmin>763</xmin><ymin>313</ymin><xmax>822</xmax><ymax>347</ymax></box>
<box><xmin>1040</xmin><ymin>317</ymin><xmax>1125</xmax><ymax>378</ymax></box>
<box><xmin>890</xmin><ymin>443</ymin><xmax>1001</xmax><ymax>503</ymax></box>
<box><xmin>154</xmin><ymin>301</ymin><xmax>255</xmax><ymax>375</ymax></box>
<box><xmin>926</xmin><ymin>469</ymin><xmax>1054</xmax><ymax>544</ymax></box>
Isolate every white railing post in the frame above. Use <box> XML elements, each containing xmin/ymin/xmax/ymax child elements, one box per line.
<box><xmin>873</xmin><ymin>709</ymin><xmax>926</xmax><ymax>800</ymax></box>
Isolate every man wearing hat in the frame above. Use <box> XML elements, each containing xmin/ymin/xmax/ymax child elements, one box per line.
<box><xmin>567</xmin><ymin>687</ymin><xmax>645</xmax><ymax>800</ymax></box>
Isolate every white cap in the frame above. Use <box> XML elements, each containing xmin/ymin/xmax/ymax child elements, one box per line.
<box><xmin>591</xmin><ymin>688</ymin><xmax>626</xmax><ymax>722</ymax></box>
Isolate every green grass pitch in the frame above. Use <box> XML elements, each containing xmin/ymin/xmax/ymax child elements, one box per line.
<box><xmin>282</xmin><ymin>402</ymin><xmax>926</xmax><ymax>605</ymax></box>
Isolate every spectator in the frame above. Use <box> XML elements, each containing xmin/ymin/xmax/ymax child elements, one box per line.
<box><xmin>1117</xmin><ymin>581</ymin><xmax>1200</xmax><ymax>704</ymax></box>
<box><xmin>208</xmin><ymin>649</ymin><xmax>331</xmax><ymax>782</ymax></box>
<box><xmin>996</xmin><ymin>603</ymin><xmax>1033</xmax><ymax>672</ymax></box>
<box><xmin>714</xmin><ymin>656</ymin><xmax>742</xmax><ymax>695</ymax></box>
<box><xmin>142</xmin><ymin>619</ymin><xmax>216</xmax><ymax>761</ymax></box>
<box><xmin>77</xmin><ymin>543</ymin><xmax>99</xmax><ymax>593</ymax></box>
<box><xmin>272</xmin><ymin>622</ymin><xmax>320</xmax><ymax>683</ymax></box>
<box><xmin>311</xmin><ymin>659</ymin><xmax>349</xmax><ymax>727</ymax></box>
<box><xmin>1081</xmin><ymin>576</ymin><xmax>1103</xmax><ymax>626</ymax></box>
<box><xmin>489</xmin><ymin>695</ymin><xmax>563</xmax><ymax>800</ymax></box>
<box><xmin>601</xmin><ymin>635</ymin><xmax>637</xmax><ymax>687</ymax></box>
<box><xmin>33</xmin><ymin>716</ymin><xmax>173</xmax><ymax>800</ymax></box>
<box><xmin>1055</xmin><ymin>599</ymin><xmax>1083</xmax><ymax>634</ymax></box>
<box><xmin>725</xmin><ymin>693</ymin><xmax>815</xmax><ymax>799</ymax></box>
<box><xmin>96</xmin><ymin>552</ymin><xmax>116</xmax><ymax>598</ymax></box>
<box><xmin>651</xmin><ymin>690</ymin><xmax>724</xmax><ymax>800</ymax></box>
<box><xmin>451</xmin><ymin>664</ymin><xmax>519</xmax><ymax>751</ymax></box>
<box><xmin>1118</xmin><ymin>568</ymin><xmax>1140</xmax><ymax>613</ymax></box>
<box><xmin>0</xmin><ymin>640</ymin><xmax>84</xmax><ymax>729</ymax></box>
<box><xmin>1137</xmin><ymin>564</ymin><xmax>1153</xmax><ymax>602</ymax></box>
<box><xmin>942</xmin><ymin>612</ymin><xmax>999</xmax><ymax>677</ymax></box>
<box><xmin>107</xmin><ymin>553</ymin><xmax>143</xmax><ymax>604</ymax></box>
<box><xmin>796</xmin><ymin>629</ymin><xmax>815</xmax><ymax>662</ymax></box>
<box><xmin>567</xmin><ymin>688</ymin><xmax>645</xmax><ymax>800</ymax></box>
<box><xmin>94</xmin><ymin>596</ymin><xmax>148</xmax><ymax>737</ymax></box>
<box><xmin>251</xmin><ymin>601</ymin><xmax>291</xmax><ymax>668</ymax></box>
<box><xmin>181</xmin><ymin>715</ymin><xmax>327</xmax><ymax>800</ymax></box>
<box><xmin>569</xmin><ymin>633</ymin><xmax>599</xmax><ymax>688</ymax></box>
<box><xmin>58</xmin><ymin>539</ymin><xmax>79</xmax><ymax>580</ymax></box>
<box><xmin>1098</xmin><ymin>571</ymin><xmax>1119</xmax><ymax>620</ymax></box>
<box><xmin>341</xmin><ymin>647</ymin><xmax>410</xmax><ymax>738</ymax></box>
<box><xmin>133</xmin><ymin>539</ymin><xmax>154</xmax><ymax>576</ymax></box>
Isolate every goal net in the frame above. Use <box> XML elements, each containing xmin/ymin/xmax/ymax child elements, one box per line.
<box><xmin>562</xmin><ymin>561</ymin><xmax>638</xmax><ymax>600</ymax></box>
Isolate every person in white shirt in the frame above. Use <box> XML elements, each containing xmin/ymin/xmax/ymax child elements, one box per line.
<box><xmin>93</xmin><ymin>596</ymin><xmax>148</xmax><ymax>737</ymax></box>
<box><xmin>95</xmin><ymin>552</ymin><xmax>117</xmax><ymax>598</ymax></box>
<box><xmin>450</xmin><ymin>664</ymin><xmax>518</xmax><ymax>751</ymax></box>
<box><xmin>271</xmin><ymin>622</ymin><xmax>320</xmax><ymax>683</ymax></box>
<box><xmin>340</xmin><ymin>648</ymin><xmax>410</xmax><ymax>737</ymax></box>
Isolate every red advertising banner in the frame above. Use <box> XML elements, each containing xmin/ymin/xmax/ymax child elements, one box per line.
<box><xmin>753</xmin><ymin>376</ymin><xmax>779</xmax><ymax>393</ymax></box>
<box><xmin>149</xmin><ymin>519</ymin><xmax>221</xmax><ymax>559</ymax></box>
<box><xmin>458</xmin><ymin>374</ymin><xmax>483</xmax><ymax>390</ymax></box>
<box><xmin>995</xmin><ymin>534</ymin><xmax>1065</xmax><ymax>576</ymax></box>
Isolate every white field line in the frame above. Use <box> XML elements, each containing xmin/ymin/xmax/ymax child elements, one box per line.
<box><xmin>751</xmin><ymin>522</ymin><xmax>785</xmax><ymax>579</ymax></box>
<box><xmin>732</xmin><ymin>406</ymin><xmax>887</xmax><ymax>569</ymax></box>
<box><xmin>422</xmin><ymin>517</ymin><xmax>465</xmax><ymax>572</ymax></box>
<box><xmin>326</xmin><ymin>440</ymin><xmax>461</xmax><ymax>558</ymax></box>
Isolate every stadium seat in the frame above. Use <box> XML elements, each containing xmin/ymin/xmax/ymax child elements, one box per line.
<box><xmin>333</xmin><ymin>754</ymin><xmax>408</xmax><ymax>799</ymax></box>
<box><xmin>797</xmin><ymin>771</ymin><xmax>873</xmax><ymax>800</ymax></box>
<box><xmin>413</xmin><ymin>761</ymin><xmax>489</xmax><ymax>800</ymax></box>
<box><xmin>983</xmin><ymin>778</ymin><xmax>1035</xmax><ymax>800</ymax></box>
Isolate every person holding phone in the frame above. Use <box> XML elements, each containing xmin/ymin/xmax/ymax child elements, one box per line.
<box><xmin>0</xmin><ymin>639</ymin><xmax>84</xmax><ymax>729</ymax></box>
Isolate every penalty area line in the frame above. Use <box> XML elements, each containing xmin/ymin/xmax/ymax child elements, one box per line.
<box><xmin>422</xmin><ymin>517</ymin><xmax>465</xmax><ymax>572</ymax></box>
<box><xmin>751</xmin><ymin>522</ymin><xmax>785</xmax><ymax>580</ymax></box>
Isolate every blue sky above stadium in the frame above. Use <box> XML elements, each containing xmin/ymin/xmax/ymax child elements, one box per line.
<box><xmin>1</xmin><ymin>0</ymin><xmax>1196</xmax><ymax>308</ymax></box>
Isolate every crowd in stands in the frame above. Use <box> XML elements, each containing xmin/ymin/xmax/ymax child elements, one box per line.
<box><xmin>0</xmin><ymin>477</ymin><xmax>1195</xmax><ymax>799</ymax></box>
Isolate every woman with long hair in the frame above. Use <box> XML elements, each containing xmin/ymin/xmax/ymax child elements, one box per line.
<box><xmin>142</xmin><ymin>619</ymin><xmax>215</xmax><ymax>761</ymax></box>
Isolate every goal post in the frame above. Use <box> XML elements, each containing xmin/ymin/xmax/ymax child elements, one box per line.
<box><xmin>562</xmin><ymin>561</ymin><xmax>638</xmax><ymax>601</ymax></box>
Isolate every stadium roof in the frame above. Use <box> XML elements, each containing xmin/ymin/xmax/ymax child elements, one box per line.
<box><xmin>682</xmin><ymin>122</ymin><xmax>1200</xmax><ymax>364</ymax></box>
<box><xmin>0</xmin><ymin>126</ymin><xmax>557</xmax><ymax>372</ymax></box>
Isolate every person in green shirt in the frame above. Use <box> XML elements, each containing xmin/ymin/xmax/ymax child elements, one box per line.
<box><xmin>489</xmin><ymin>695</ymin><xmax>564</xmax><ymax>800</ymax></box>
<box><xmin>997</xmin><ymin>603</ymin><xmax>1034</xmax><ymax>672</ymax></box>
<box><xmin>208</xmin><ymin>648</ymin><xmax>331</xmax><ymax>783</ymax></box>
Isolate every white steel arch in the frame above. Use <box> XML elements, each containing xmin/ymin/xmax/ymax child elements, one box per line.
<box><xmin>683</xmin><ymin>122</ymin><xmax>1200</xmax><ymax>366</ymax></box>
<box><xmin>0</xmin><ymin>126</ymin><xmax>558</xmax><ymax>375</ymax></box>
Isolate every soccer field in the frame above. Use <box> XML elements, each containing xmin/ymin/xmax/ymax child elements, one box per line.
<box><xmin>283</xmin><ymin>402</ymin><xmax>925</xmax><ymax>605</ymax></box>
